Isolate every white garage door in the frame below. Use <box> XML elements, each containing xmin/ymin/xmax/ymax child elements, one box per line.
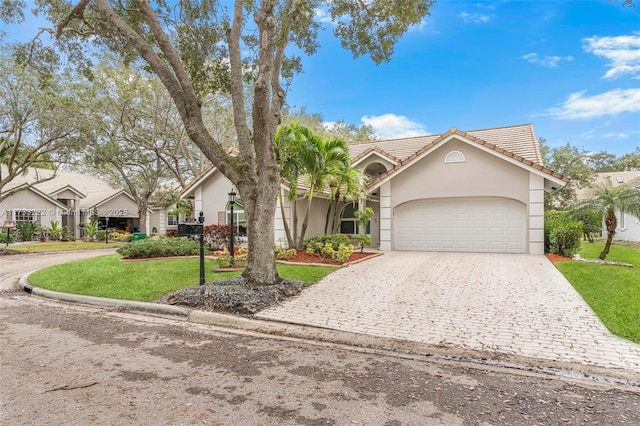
<box><xmin>394</xmin><ymin>197</ymin><xmax>526</xmax><ymax>253</ymax></box>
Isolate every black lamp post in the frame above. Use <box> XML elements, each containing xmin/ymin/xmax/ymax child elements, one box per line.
<box><xmin>105</xmin><ymin>216</ymin><xmax>109</xmax><ymax>245</ymax></box>
<box><xmin>228</xmin><ymin>190</ymin><xmax>236</xmax><ymax>265</ymax></box>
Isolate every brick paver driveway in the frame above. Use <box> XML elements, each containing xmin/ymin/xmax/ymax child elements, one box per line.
<box><xmin>257</xmin><ymin>252</ymin><xmax>640</xmax><ymax>373</ymax></box>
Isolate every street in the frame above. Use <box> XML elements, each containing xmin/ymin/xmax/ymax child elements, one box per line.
<box><xmin>1</xmin><ymin>293</ymin><xmax>639</xmax><ymax>425</ymax></box>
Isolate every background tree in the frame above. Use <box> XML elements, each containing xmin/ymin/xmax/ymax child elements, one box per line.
<box><xmin>539</xmin><ymin>139</ymin><xmax>595</xmax><ymax>210</ymax></box>
<box><xmin>0</xmin><ymin>46</ymin><xmax>88</xmax><ymax>202</ymax></box>
<box><xmin>23</xmin><ymin>0</ymin><xmax>433</xmax><ymax>285</ymax></box>
<box><xmin>585</xmin><ymin>151</ymin><xmax>620</xmax><ymax>173</ymax></box>
<box><xmin>618</xmin><ymin>148</ymin><xmax>640</xmax><ymax>171</ymax></box>
<box><xmin>283</xmin><ymin>107</ymin><xmax>378</xmax><ymax>143</ymax></box>
<box><xmin>573</xmin><ymin>184</ymin><xmax>640</xmax><ymax>260</ymax></box>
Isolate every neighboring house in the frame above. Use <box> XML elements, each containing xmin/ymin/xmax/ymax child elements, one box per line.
<box><xmin>579</xmin><ymin>171</ymin><xmax>640</xmax><ymax>243</ymax></box>
<box><xmin>0</xmin><ymin>166</ymin><xmax>144</xmax><ymax>237</ymax></box>
<box><xmin>181</xmin><ymin>123</ymin><xmax>569</xmax><ymax>255</ymax></box>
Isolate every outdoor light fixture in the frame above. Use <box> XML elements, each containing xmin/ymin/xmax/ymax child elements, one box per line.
<box><xmin>228</xmin><ymin>190</ymin><xmax>236</xmax><ymax>265</ymax></box>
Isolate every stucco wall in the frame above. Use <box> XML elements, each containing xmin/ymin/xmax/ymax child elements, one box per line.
<box><xmin>198</xmin><ymin>171</ymin><xmax>234</xmax><ymax>225</ymax></box>
<box><xmin>96</xmin><ymin>194</ymin><xmax>139</xmax><ymax>218</ymax></box>
<box><xmin>390</xmin><ymin>140</ymin><xmax>530</xmax><ymax>208</ymax></box>
<box><xmin>0</xmin><ymin>189</ymin><xmax>61</xmax><ymax>225</ymax></box>
<box><xmin>617</xmin><ymin>212</ymin><xmax>640</xmax><ymax>242</ymax></box>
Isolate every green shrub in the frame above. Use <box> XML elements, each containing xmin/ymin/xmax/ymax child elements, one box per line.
<box><xmin>108</xmin><ymin>231</ymin><xmax>133</xmax><ymax>242</ymax></box>
<box><xmin>549</xmin><ymin>221</ymin><xmax>583</xmax><ymax>257</ymax></box>
<box><xmin>304</xmin><ymin>234</ymin><xmax>353</xmax><ymax>264</ymax></box>
<box><xmin>116</xmin><ymin>237</ymin><xmax>201</xmax><ymax>259</ymax></box>
<box><xmin>15</xmin><ymin>221</ymin><xmax>40</xmax><ymax>241</ymax></box>
<box><xmin>544</xmin><ymin>210</ymin><xmax>570</xmax><ymax>253</ymax></box>
<box><xmin>0</xmin><ymin>229</ymin><xmax>15</xmax><ymax>244</ymax></box>
<box><xmin>275</xmin><ymin>245</ymin><xmax>297</xmax><ymax>260</ymax></box>
<box><xmin>95</xmin><ymin>230</ymin><xmax>107</xmax><ymax>241</ymax></box>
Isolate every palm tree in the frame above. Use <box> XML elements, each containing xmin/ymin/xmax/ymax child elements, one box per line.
<box><xmin>276</xmin><ymin>123</ymin><xmax>351</xmax><ymax>249</ymax></box>
<box><xmin>324</xmin><ymin>163</ymin><xmax>369</xmax><ymax>235</ymax></box>
<box><xmin>574</xmin><ymin>184</ymin><xmax>640</xmax><ymax>260</ymax></box>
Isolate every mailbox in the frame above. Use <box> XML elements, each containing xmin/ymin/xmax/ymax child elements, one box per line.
<box><xmin>178</xmin><ymin>223</ymin><xmax>203</xmax><ymax>236</ymax></box>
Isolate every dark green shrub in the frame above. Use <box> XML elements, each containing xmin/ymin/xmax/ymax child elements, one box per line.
<box><xmin>15</xmin><ymin>221</ymin><xmax>40</xmax><ymax>241</ymax></box>
<box><xmin>116</xmin><ymin>237</ymin><xmax>201</xmax><ymax>259</ymax></box>
<box><xmin>549</xmin><ymin>221</ymin><xmax>583</xmax><ymax>257</ymax></box>
<box><xmin>544</xmin><ymin>210</ymin><xmax>570</xmax><ymax>253</ymax></box>
<box><xmin>95</xmin><ymin>230</ymin><xmax>107</xmax><ymax>241</ymax></box>
<box><xmin>0</xmin><ymin>229</ymin><xmax>15</xmax><ymax>244</ymax></box>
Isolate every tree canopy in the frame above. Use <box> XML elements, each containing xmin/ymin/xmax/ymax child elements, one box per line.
<box><xmin>22</xmin><ymin>0</ymin><xmax>434</xmax><ymax>285</ymax></box>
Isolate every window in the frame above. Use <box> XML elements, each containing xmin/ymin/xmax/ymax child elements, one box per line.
<box><xmin>444</xmin><ymin>150</ymin><xmax>466</xmax><ymax>163</ymax></box>
<box><xmin>226</xmin><ymin>199</ymin><xmax>247</xmax><ymax>236</ymax></box>
<box><xmin>167</xmin><ymin>215</ymin><xmax>177</xmax><ymax>226</ymax></box>
<box><xmin>14</xmin><ymin>210</ymin><xmax>37</xmax><ymax>223</ymax></box>
<box><xmin>340</xmin><ymin>203</ymin><xmax>370</xmax><ymax>235</ymax></box>
<box><xmin>619</xmin><ymin>213</ymin><xmax>626</xmax><ymax>230</ymax></box>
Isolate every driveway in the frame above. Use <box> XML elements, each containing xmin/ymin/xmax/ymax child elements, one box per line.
<box><xmin>257</xmin><ymin>252</ymin><xmax>640</xmax><ymax>373</ymax></box>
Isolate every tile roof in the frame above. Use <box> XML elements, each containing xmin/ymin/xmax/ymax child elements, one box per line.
<box><xmin>352</xmin><ymin>124</ymin><xmax>569</xmax><ymax>188</ymax></box>
<box><xmin>349</xmin><ymin>123</ymin><xmax>543</xmax><ymax>165</ymax></box>
<box><xmin>2</xmin><ymin>165</ymin><xmax>128</xmax><ymax>209</ymax></box>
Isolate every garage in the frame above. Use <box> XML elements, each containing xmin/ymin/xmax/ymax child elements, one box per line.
<box><xmin>394</xmin><ymin>197</ymin><xmax>526</xmax><ymax>253</ymax></box>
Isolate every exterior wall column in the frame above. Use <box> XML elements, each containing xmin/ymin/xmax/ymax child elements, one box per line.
<box><xmin>529</xmin><ymin>173</ymin><xmax>545</xmax><ymax>254</ymax></box>
<box><xmin>274</xmin><ymin>192</ymin><xmax>289</xmax><ymax>247</ymax></box>
<box><xmin>194</xmin><ymin>187</ymin><xmax>203</xmax><ymax>219</ymax></box>
<box><xmin>379</xmin><ymin>181</ymin><xmax>392</xmax><ymax>251</ymax></box>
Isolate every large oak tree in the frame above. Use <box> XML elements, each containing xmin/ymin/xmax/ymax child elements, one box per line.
<box><xmin>33</xmin><ymin>0</ymin><xmax>433</xmax><ymax>285</ymax></box>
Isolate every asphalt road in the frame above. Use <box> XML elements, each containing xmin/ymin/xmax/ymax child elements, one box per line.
<box><xmin>1</xmin><ymin>294</ymin><xmax>639</xmax><ymax>426</ymax></box>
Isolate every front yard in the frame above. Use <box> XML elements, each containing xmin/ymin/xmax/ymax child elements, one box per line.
<box><xmin>554</xmin><ymin>241</ymin><xmax>640</xmax><ymax>344</ymax></box>
<box><xmin>28</xmin><ymin>254</ymin><xmax>337</xmax><ymax>302</ymax></box>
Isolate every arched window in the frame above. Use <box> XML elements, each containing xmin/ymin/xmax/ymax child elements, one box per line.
<box><xmin>444</xmin><ymin>150</ymin><xmax>466</xmax><ymax>163</ymax></box>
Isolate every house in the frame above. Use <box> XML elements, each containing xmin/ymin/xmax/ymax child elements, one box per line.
<box><xmin>181</xmin><ymin>123</ymin><xmax>569</xmax><ymax>255</ymax></box>
<box><xmin>580</xmin><ymin>171</ymin><xmax>640</xmax><ymax>243</ymax></box>
<box><xmin>0</xmin><ymin>166</ymin><xmax>143</xmax><ymax>237</ymax></box>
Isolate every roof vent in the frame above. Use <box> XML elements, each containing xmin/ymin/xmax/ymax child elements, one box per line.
<box><xmin>444</xmin><ymin>151</ymin><xmax>466</xmax><ymax>164</ymax></box>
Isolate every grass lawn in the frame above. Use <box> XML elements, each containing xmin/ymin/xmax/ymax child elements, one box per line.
<box><xmin>554</xmin><ymin>242</ymin><xmax>640</xmax><ymax>344</ymax></box>
<box><xmin>28</xmin><ymin>254</ymin><xmax>337</xmax><ymax>302</ymax></box>
<box><xmin>8</xmin><ymin>241</ymin><xmax>125</xmax><ymax>253</ymax></box>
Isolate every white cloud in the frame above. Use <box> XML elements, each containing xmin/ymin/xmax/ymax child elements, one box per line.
<box><xmin>361</xmin><ymin>114</ymin><xmax>427</xmax><ymax>139</ymax></box>
<box><xmin>547</xmin><ymin>88</ymin><xmax>640</xmax><ymax>119</ymax></box>
<box><xmin>583</xmin><ymin>32</ymin><xmax>640</xmax><ymax>79</ymax></box>
<box><xmin>458</xmin><ymin>12</ymin><xmax>491</xmax><ymax>24</ymax></box>
<box><xmin>603</xmin><ymin>130</ymin><xmax>640</xmax><ymax>139</ymax></box>
<box><xmin>522</xmin><ymin>52</ymin><xmax>574</xmax><ymax>68</ymax></box>
<box><xmin>314</xmin><ymin>7</ymin><xmax>334</xmax><ymax>24</ymax></box>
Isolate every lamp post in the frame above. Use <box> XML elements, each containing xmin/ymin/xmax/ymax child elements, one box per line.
<box><xmin>228</xmin><ymin>190</ymin><xmax>236</xmax><ymax>266</ymax></box>
<box><xmin>105</xmin><ymin>216</ymin><xmax>109</xmax><ymax>245</ymax></box>
<box><xmin>198</xmin><ymin>211</ymin><xmax>205</xmax><ymax>286</ymax></box>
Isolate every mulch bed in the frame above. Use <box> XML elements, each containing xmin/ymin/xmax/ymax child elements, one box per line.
<box><xmin>282</xmin><ymin>250</ymin><xmax>379</xmax><ymax>266</ymax></box>
<box><xmin>546</xmin><ymin>253</ymin><xmax>572</xmax><ymax>262</ymax></box>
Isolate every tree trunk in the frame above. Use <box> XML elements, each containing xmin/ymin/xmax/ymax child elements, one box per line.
<box><xmin>138</xmin><ymin>201</ymin><xmax>148</xmax><ymax>234</ymax></box>
<box><xmin>599</xmin><ymin>210</ymin><xmax>617</xmax><ymax>260</ymax></box>
<box><xmin>297</xmin><ymin>191</ymin><xmax>314</xmax><ymax>250</ymax></box>
<box><xmin>241</xmin><ymin>181</ymin><xmax>280</xmax><ymax>286</ymax></box>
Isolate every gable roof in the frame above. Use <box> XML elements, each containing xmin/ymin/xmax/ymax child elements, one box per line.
<box><xmin>361</xmin><ymin>125</ymin><xmax>569</xmax><ymax>192</ymax></box>
<box><xmin>349</xmin><ymin>123</ymin><xmax>543</xmax><ymax>165</ymax></box>
<box><xmin>1</xmin><ymin>165</ymin><xmax>136</xmax><ymax>209</ymax></box>
<box><xmin>3</xmin><ymin>183</ymin><xmax>69</xmax><ymax>210</ymax></box>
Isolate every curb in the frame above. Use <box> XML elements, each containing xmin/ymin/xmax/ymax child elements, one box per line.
<box><xmin>16</xmin><ymin>273</ymin><xmax>640</xmax><ymax>390</ymax></box>
<box><xmin>19</xmin><ymin>273</ymin><xmax>189</xmax><ymax>318</ymax></box>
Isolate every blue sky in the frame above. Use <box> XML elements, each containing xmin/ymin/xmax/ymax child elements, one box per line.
<box><xmin>2</xmin><ymin>0</ymin><xmax>639</xmax><ymax>156</ymax></box>
<box><xmin>287</xmin><ymin>0</ymin><xmax>640</xmax><ymax>156</ymax></box>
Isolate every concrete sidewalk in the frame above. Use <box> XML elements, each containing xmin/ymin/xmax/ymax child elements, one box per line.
<box><xmin>256</xmin><ymin>251</ymin><xmax>640</xmax><ymax>375</ymax></box>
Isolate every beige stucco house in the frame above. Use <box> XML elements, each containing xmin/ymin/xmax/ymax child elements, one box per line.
<box><xmin>181</xmin><ymin>123</ymin><xmax>570</xmax><ymax>255</ymax></box>
<box><xmin>1</xmin><ymin>166</ymin><xmax>143</xmax><ymax>237</ymax></box>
